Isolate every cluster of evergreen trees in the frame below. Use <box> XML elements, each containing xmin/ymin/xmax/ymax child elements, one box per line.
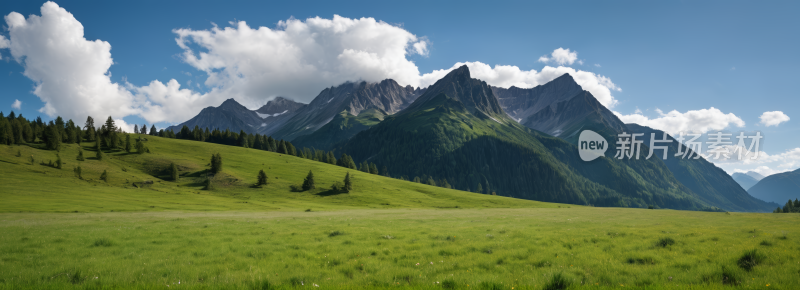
<box><xmin>0</xmin><ymin>112</ymin><xmax>152</xmax><ymax>155</ymax></box>
<box><xmin>773</xmin><ymin>199</ymin><xmax>800</xmax><ymax>213</ymax></box>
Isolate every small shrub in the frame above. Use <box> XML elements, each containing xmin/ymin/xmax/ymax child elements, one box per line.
<box><xmin>96</xmin><ymin>150</ymin><xmax>104</xmax><ymax>161</ymax></box>
<box><xmin>543</xmin><ymin>273</ymin><xmax>570</xmax><ymax>290</ymax></box>
<box><xmin>656</xmin><ymin>237</ymin><xmax>676</xmax><ymax>248</ymax></box>
<box><xmin>759</xmin><ymin>240</ymin><xmax>773</xmax><ymax>246</ymax></box>
<box><xmin>721</xmin><ymin>265</ymin><xmax>743</xmax><ymax>286</ymax></box>
<box><xmin>627</xmin><ymin>256</ymin><xmax>657</xmax><ymax>265</ymax></box>
<box><xmin>100</xmin><ymin>170</ymin><xmax>108</xmax><ymax>182</ymax></box>
<box><xmin>737</xmin><ymin>249</ymin><xmax>765</xmax><ymax>271</ymax></box>
<box><xmin>329</xmin><ymin>231</ymin><xmax>343</xmax><ymax>237</ymax></box>
<box><xmin>479</xmin><ymin>281</ymin><xmax>503</xmax><ymax>290</ymax></box>
<box><xmin>55</xmin><ymin>154</ymin><xmax>62</xmax><ymax>169</ymax></box>
<box><xmin>15</xmin><ymin>150</ymin><xmax>21</xmax><ymax>157</ymax></box>
<box><xmin>92</xmin><ymin>238</ymin><xmax>113</xmax><ymax>247</ymax></box>
<box><xmin>289</xmin><ymin>184</ymin><xmax>302</xmax><ymax>192</ymax></box>
<box><xmin>441</xmin><ymin>279</ymin><xmax>456</xmax><ymax>289</ymax></box>
<box><xmin>305</xmin><ymin>209</ymin><xmax>312</xmax><ymax>212</ymax></box>
<box><xmin>77</xmin><ymin>149</ymin><xmax>84</xmax><ymax>161</ymax></box>
<box><xmin>73</xmin><ymin>166</ymin><xmax>82</xmax><ymax>180</ymax></box>
<box><xmin>69</xmin><ymin>270</ymin><xmax>84</xmax><ymax>284</ymax></box>
<box><xmin>250</xmin><ymin>279</ymin><xmax>272</xmax><ymax>290</ymax></box>
<box><xmin>203</xmin><ymin>178</ymin><xmax>214</xmax><ymax>190</ymax></box>
<box><xmin>330</xmin><ymin>181</ymin><xmax>345</xmax><ymax>193</ymax></box>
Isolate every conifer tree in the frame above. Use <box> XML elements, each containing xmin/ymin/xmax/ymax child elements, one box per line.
<box><xmin>125</xmin><ymin>134</ymin><xmax>132</xmax><ymax>153</ymax></box>
<box><xmin>96</xmin><ymin>148</ymin><xmax>104</xmax><ymax>161</ymax></box>
<box><xmin>56</xmin><ymin>153</ymin><xmax>62</xmax><ymax>169</ymax></box>
<box><xmin>15</xmin><ymin>149</ymin><xmax>21</xmax><ymax>157</ymax></box>
<box><xmin>278</xmin><ymin>141</ymin><xmax>287</xmax><ymax>154</ymax></box>
<box><xmin>413</xmin><ymin>176</ymin><xmax>420</xmax><ymax>183</ymax></box>
<box><xmin>326</xmin><ymin>151</ymin><xmax>336</xmax><ymax>164</ymax></box>
<box><xmin>381</xmin><ymin>166</ymin><xmax>389</xmax><ymax>177</ymax></box>
<box><xmin>302</xmin><ymin>170</ymin><xmax>315</xmax><ymax>191</ymax></box>
<box><xmin>476</xmin><ymin>183</ymin><xmax>483</xmax><ymax>194</ymax></box>
<box><xmin>369</xmin><ymin>163</ymin><xmax>379</xmax><ymax>175</ymax></box>
<box><xmin>141</xmin><ymin>124</ymin><xmax>147</xmax><ymax>134</ymax></box>
<box><xmin>426</xmin><ymin>177</ymin><xmax>436</xmax><ymax>186</ymax></box>
<box><xmin>74</xmin><ymin>166</ymin><xmax>82</xmax><ymax>179</ymax></box>
<box><xmin>134</xmin><ymin>124</ymin><xmax>139</xmax><ymax>134</ymax></box>
<box><xmin>343</xmin><ymin>172</ymin><xmax>352</xmax><ymax>192</ymax></box>
<box><xmin>360</xmin><ymin>161</ymin><xmax>369</xmax><ymax>173</ymax></box>
<box><xmin>169</xmin><ymin>162</ymin><xmax>179</xmax><ymax>181</ymax></box>
<box><xmin>135</xmin><ymin>140</ymin><xmax>146</xmax><ymax>154</ymax></box>
<box><xmin>100</xmin><ymin>170</ymin><xmax>108</xmax><ymax>182</ymax></box>
<box><xmin>77</xmin><ymin>148</ymin><xmax>85</xmax><ymax>161</ymax></box>
<box><xmin>149</xmin><ymin>125</ymin><xmax>157</xmax><ymax>135</ymax></box>
<box><xmin>210</xmin><ymin>153</ymin><xmax>222</xmax><ymax>174</ymax></box>
<box><xmin>257</xmin><ymin>169</ymin><xmax>268</xmax><ymax>187</ymax></box>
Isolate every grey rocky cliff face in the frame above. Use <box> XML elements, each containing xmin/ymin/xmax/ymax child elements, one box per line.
<box><xmin>267</xmin><ymin>79</ymin><xmax>424</xmax><ymax>140</ymax></box>
<box><xmin>403</xmin><ymin>65</ymin><xmax>508</xmax><ymax>121</ymax></box>
<box><xmin>492</xmin><ymin>73</ymin><xmax>625</xmax><ymax>138</ymax></box>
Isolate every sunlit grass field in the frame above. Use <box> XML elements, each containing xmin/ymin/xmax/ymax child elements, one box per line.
<box><xmin>1</xmin><ymin>137</ymin><xmax>798</xmax><ymax>289</ymax></box>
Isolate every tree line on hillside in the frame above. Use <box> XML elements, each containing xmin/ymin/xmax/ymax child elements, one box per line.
<box><xmin>0</xmin><ymin>112</ymin><xmax>152</xmax><ymax>153</ymax></box>
<box><xmin>1</xmin><ymin>111</ymin><xmax>474</xmax><ymax>196</ymax></box>
<box><xmin>773</xmin><ymin>199</ymin><xmax>800</xmax><ymax>213</ymax></box>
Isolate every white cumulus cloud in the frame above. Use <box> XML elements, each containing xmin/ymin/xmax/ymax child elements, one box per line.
<box><xmin>419</xmin><ymin>62</ymin><xmax>621</xmax><ymax>108</ymax></box>
<box><xmin>538</xmin><ymin>48</ymin><xmax>579</xmax><ymax>66</ymax></box>
<box><xmin>11</xmin><ymin>99</ymin><xmax>21</xmax><ymax>110</ymax></box>
<box><xmin>3</xmin><ymin>1</ymin><xmax>137</xmax><ymax>125</ymax></box>
<box><xmin>759</xmin><ymin>111</ymin><xmax>790</xmax><ymax>127</ymax></box>
<box><xmin>173</xmin><ymin>15</ymin><xmax>428</xmax><ymax>107</ymax></box>
<box><xmin>615</xmin><ymin>107</ymin><xmax>745</xmax><ymax>134</ymax></box>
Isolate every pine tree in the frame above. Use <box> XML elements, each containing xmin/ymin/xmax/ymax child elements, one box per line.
<box><xmin>96</xmin><ymin>148</ymin><xmax>104</xmax><ymax>161</ymax></box>
<box><xmin>343</xmin><ymin>172</ymin><xmax>352</xmax><ymax>192</ymax></box>
<box><xmin>74</xmin><ymin>166</ymin><xmax>82</xmax><ymax>179</ymax></box>
<box><xmin>125</xmin><ymin>134</ymin><xmax>132</xmax><ymax>153</ymax></box>
<box><xmin>141</xmin><ymin>124</ymin><xmax>147</xmax><ymax>134</ymax></box>
<box><xmin>369</xmin><ymin>163</ymin><xmax>379</xmax><ymax>175</ymax></box>
<box><xmin>476</xmin><ymin>183</ymin><xmax>483</xmax><ymax>194</ymax></box>
<box><xmin>413</xmin><ymin>176</ymin><xmax>420</xmax><ymax>183</ymax></box>
<box><xmin>135</xmin><ymin>140</ymin><xmax>146</xmax><ymax>154</ymax></box>
<box><xmin>426</xmin><ymin>177</ymin><xmax>436</xmax><ymax>186</ymax></box>
<box><xmin>381</xmin><ymin>166</ymin><xmax>389</xmax><ymax>177</ymax></box>
<box><xmin>441</xmin><ymin>179</ymin><xmax>451</xmax><ymax>189</ymax></box>
<box><xmin>278</xmin><ymin>141</ymin><xmax>287</xmax><ymax>154</ymax></box>
<box><xmin>56</xmin><ymin>154</ymin><xmax>62</xmax><ymax>169</ymax></box>
<box><xmin>360</xmin><ymin>161</ymin><xmax>369</xmax><ymax>173</ymax></box>
<box><xmin>170</xmin><ymin>162</ymin><xmax>179</xmax><ymax>181</ymax></box>
<box><xmin>149</xmin><ymin>125</ymin><xmax>157</xmax><ymax>135</ymax></box>
<box><xmin>210</xmin><ymin>153</ymin><xmax>222</xmax><ymax>174</ymax></box>
<box><xmin>134</xmin><ymin>124</ymin><xmax>139</xmax><ymax>134</ymax></box>
<box><xmin>257</xmin><ymin>169</ymin><xmax>268</xmax><ymax>187</ymax></box>
<box><xmin>100</xmin><ymin>170</ymin><xmax>108</xmax><ymax>182</ymax></box>
<box><xmin>77</xmin><ymin>148</ymin><xmax>85</xmax><ymax>161</ymax></box>
<box><xmin>326</xmin><ymin>151</ymin><xmax>336</xmax><ymax>164</ymax></box>
<box><xmin>302</xmin><ymin>170</ymin><xmax>315</xmax><ymax>191</ymax></box>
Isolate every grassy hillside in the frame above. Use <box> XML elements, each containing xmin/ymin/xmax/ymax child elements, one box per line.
<box><xmin>0</xmin><ymin>135</ymin><xmax>554</xmax><ymax>213</ymax></box>
<box><xmin>2</xmin><ymin>136</ymin><xmax>800</xmax><ymax>289</ymax></box>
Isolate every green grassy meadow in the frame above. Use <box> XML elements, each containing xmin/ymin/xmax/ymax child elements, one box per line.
<box><xmin>1</xmin><ymin>136</ymin><xmax>798</xmax><ymax>289</ymax></box>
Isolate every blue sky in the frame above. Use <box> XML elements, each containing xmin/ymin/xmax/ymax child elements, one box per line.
<box><xmin>1</xmin><ymin>0</ymin><xmax>798</xmax><ymax>175</ymax></box>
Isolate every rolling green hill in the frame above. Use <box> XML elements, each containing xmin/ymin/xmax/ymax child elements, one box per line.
<box><xmin>0</xmin><ymin>135</ymin><xmax>555</xmax><ymax>213</ymax></box>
